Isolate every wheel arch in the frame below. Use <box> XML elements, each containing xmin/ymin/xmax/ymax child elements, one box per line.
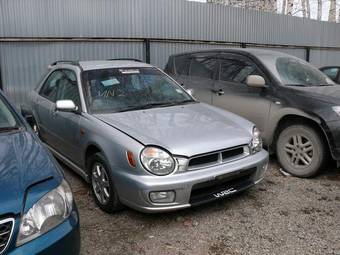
<box><xmin>271</xmin><ymin>114</ymin><xmax>331</xmax><ymax>156</ymax></box>
<box><xmin>84</xmin><ymin>143</ymin><xmax>104</xmax><ymax>171</ymax></box>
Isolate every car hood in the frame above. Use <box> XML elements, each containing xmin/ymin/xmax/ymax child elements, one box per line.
<box><xmin>94</xmin><ymin>103</ymin><xmax>254</xmax><ymax>157</ymax></box>
<box><xmin>288</xmin><ymin>85</ymin><xmax>340</xmax><ymax>105</ymax></box>
<box><xmin>0</xmin><ymin>130</ymin><xmax>62</xmax><ymax>215</ymax></box>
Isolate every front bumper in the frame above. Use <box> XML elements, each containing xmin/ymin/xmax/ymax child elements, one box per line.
<box><xmin>323</xmin><ymin>120</ymin><xmax>340</xmax><ymax>160</ymax></box>
<box><xmin>7</xmin><ymin>208</ymin><xmax>80</xmax><ymax>255</ymax></box>
<box><xmin>115</xmin><ymin>149</ymin><xmax>269</xmax><ymax>213</ymax></box>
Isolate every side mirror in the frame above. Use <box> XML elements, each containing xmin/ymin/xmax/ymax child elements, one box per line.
<box><xmin>246</xmin><ymin>75</ymin><xmax>266</xmax><ymax>88</ymax></box>
<box><xmin>55</xmin><ymin>100</ymin><xmax>78</xmax><ymax>112</ymax></box>
<box><xmin>186</xmin><ymin>88</ymin><xmax>195</xmax><ymax>97</ymax></box>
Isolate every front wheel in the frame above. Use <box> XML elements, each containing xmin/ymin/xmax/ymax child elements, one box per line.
<box><xmin>88</xmin><ymin>153</ymin><xmax>124</xmax><ymax>213</ymax></box>
<box><xmin>276</xmin><ymin>124</ymin><xmax>328</xmax><ymax>178</ymax></box>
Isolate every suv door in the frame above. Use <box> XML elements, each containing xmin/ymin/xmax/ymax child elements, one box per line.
<box><xmin>53</xmin><ymin>70</ymin><xmax>83</xmax><ymax>165</ymax></box>
<box><xmin>173</xmin><ymin>53</ymin><xmax>218</xmax><ymax>104</ymax></box>
<box><xmin>213</xmin><ymin>53</ymin><xmax>272</xmax><ymax>138</ymax></box>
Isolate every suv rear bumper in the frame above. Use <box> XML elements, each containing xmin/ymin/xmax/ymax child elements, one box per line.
<box><xmin>115</xmin><ymin>150</ymin><xmax>269</xmax><ymax>213</ymax></box>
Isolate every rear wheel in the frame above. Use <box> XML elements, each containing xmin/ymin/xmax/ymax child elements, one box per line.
<box><xmin>276</xmin><ymin>124</ymin><xmax>328</xmax><ymax>177</ymax></box>
<box><xmin>88</xmin><ymin>153</ymin><xmax>124</xmax><ymax>213</ymax></box>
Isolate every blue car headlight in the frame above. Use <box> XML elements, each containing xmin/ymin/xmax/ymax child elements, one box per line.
<box><xmin>16</xmin><ymin>180</ymin><xmax>73</xmax><ymax>246</ymax></box>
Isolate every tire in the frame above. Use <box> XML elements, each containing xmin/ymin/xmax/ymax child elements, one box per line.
<box><xmin>87</xmin><ymin>153</ymin><xmax>124</xmax><ymax>213</ymax></box>
<box><xmin>276</xmin><ymin>124</ymin><xmax>328</xmax><ymax>178</ymax></box>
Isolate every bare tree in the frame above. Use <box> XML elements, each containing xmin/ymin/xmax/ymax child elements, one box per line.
<box><xmin>329</xmin><ymin>0</ymin><xmax>336</xmax><ymax>22</ymax></box>
<box><xmin>281</xmin><ymin>0</ymin><xmax>287</xmax><ymax>14</ymax></box>
<box><xmin>301</xmin><ymin>0</ymin><xmax>311</xmax><ymax>18</ymax></box>
<box><xmin>286</xmin><ymin>0</ymin><xmax>294</xmax><ymax>15</ymax></box>
<box><xmin>317</xmin><ymin>0</ymin><xmax>323</xmax><ymax>20</ymax></box>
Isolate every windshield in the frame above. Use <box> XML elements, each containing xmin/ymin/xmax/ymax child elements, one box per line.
<box><xmin>0</xmin><ymin>95</ymin><xmax>19</xmax><ymax>131</ymax></box>
<box><xmin>82</xmin><ymin>67</ymin><xmax>195</xmax><ymax>113</ymax></box>
<box><xmin>276</xmin><ymin>57</ymin><xmax>335</xmax><ymax>87</ymax></box>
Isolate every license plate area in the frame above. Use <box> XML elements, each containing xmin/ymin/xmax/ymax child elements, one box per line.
<box><xmin>189</xmin><ymin>167</ymin><xmax>256</xmax><ymax>205</ymax></box>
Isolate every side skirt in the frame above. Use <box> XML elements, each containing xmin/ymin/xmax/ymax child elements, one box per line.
<box><xmin>45</xmin><ymin>143</ymin><xmax>89</xmax><ymax>183</ymax></box>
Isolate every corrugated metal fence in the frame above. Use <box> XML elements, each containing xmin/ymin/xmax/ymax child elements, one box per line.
<box><xmin>0</xmin><ymin>0</ymin><xmax>339</xmax><ymax>105</ymax></box>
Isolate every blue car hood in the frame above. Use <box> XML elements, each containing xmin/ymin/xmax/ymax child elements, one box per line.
<box><xmin>0</xmin><ymin>130</ymin><xmax>62</xmax><ymax>215</ymax></box>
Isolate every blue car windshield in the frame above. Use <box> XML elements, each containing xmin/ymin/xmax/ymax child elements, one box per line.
<box><xmin>82</xmin><ymin>67</ymin><xmax>194</xmax><ymax>113</ymax></box>
<box><xmin>0</xmin><ymin>95</ymin><xmax>19</xmax><ymax>131</ymax></box>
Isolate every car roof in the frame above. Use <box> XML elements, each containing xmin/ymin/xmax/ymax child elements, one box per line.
<box><xmin>169</xmin><ymin>48</ymin><xmax>291</xmax><ymax>58</ymax></box>
<box><xmin>52</xmin><ymin>60</ymin><xmax>154</xmax><ymax>71</ymax></box>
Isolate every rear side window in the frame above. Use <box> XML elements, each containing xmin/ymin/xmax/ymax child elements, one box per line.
<box><xmin>219</xmin><ymin>54</ymin><xmax>260</xmax><ymax>84</ymax></box>
<box><xmin>175</xmin><ymin>55</ymin><xmax>191</xmax><ymax>75</ymax></box>
<box><xmin>189</xmin><ymin>54</ymin><xmax>217</xmax><ymax>79</ymax></box>
<box><xmin>321</xmin><ymin>68</ymin><xmax>339</xmax><ymax>81</ymax></box>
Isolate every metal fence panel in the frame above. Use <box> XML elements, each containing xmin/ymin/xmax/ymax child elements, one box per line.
<box><xmin>248</xmin><ymin>46</ymin><xmax>306</xmax><ymax>60</ymax></box>
<box><xmin>150</xmin><ymin>42</ymin><xmax>240</xmax><ymax>69</ymax></box>
<box><xmin>310</xmin><ymin>49</ymin><xmax>340</xmax><ymax>68</ymax></box>
<box><xmin>1</xmin><ymin>0</ymin><xmax>340</xmax><ymax>48</ymax></box>
<box><xmin>0</xmin><ymin>41</ymin><xmax>144</xmax><ymax>104</ymax></box>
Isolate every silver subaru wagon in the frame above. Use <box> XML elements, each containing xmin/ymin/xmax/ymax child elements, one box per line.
<box><xmin>28</xmin><ymin>59</ymin><xmax>268</xmax><ymax>213</ymax></box>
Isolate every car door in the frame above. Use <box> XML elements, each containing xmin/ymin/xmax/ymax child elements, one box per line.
<box><xmin>52</xmin><ymin>69</ymin><xmax>83</xmax><ymax>165</ymax></box>
<box><xmin>212</xmin><ymin>53</ymin><xmax>272</xmax><ymax>137</ymax></box>
<box><xmin>173</xmin><ymin>53</ymin><xmax>218</xmax><ymax>104</ymax></box>
<box><xmin>36</xmin><ymin>70</ymin><xmax>63</xmax><ymax>146</ymax></box>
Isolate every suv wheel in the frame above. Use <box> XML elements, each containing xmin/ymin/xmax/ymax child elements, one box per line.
<box><xmin>88</xmin><ymin>153</ymin><xmax>123</xmax><ymax>213</ymax></box>
<box><xmin>276</xmin><ymin>124</ymin><xmax>328</xmax><ymax>177</ymax></box>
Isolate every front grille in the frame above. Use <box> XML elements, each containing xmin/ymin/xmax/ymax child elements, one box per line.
<box><xmin>189</xmin><ymin>167</ymin><xmax>256</xmax><ymax>205</ymax></box>
<box><xmin>0</xmin><ymin>218</ymin><xmax>14</xmax><ymax>255</ymax></box>
<box><xmin>187</xmin><ymin>145</ymin><xmax>249</xmax><ymax>170</ymax></box>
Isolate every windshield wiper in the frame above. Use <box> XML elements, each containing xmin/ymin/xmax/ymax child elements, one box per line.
<box><xmin>117</xmin><ymin>100</ymin><xmax>196</xmax><ymax>112</ymax></box>
<box><xmin>0</xmin><ymin>126</ymin><xmax>21</xmax><ymax>133</ymax></box>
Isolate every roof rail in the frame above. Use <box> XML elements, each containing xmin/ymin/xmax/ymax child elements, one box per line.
<box><xmin>49</xmin><ymin>60</ymin><xmax>79</xmax><ymax>66</ymax></box>
<box><xmin>107</xmin><ymin>58</ymin><xmax>143</xmax><ymax>62</ymax></box>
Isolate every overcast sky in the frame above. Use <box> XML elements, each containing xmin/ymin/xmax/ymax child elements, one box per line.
<box><xmin>188</xmin><ymin>0</ymin><xmax>338</xmax><ymax>21</ymax></box>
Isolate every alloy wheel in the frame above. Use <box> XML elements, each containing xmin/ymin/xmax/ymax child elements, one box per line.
<box><xmin>91</xmin><ymin>163</ymin><xmax>111</xmax><ymax>205</ymax></box>
<box><xmin>284</xmin><ymin>134</ymin><xmax>314</xmax><ymax>167</ymax></box>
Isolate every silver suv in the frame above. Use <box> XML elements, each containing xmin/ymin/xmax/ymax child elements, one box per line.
<box><xmin>29</xmin><ymin>59</ymin><xmax>268</xmax><ymax>213</ymax></box>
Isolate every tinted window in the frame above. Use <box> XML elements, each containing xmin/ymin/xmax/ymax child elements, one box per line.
<box><xmin>40</xmin><ymin>71</ymin><xmax>64</xmax><ymax>102</ymax></box>
<box><xmin>189</xmin><ymin>55</ymin><xmax>217</xmax><ymax>79</ymax></box>
<box><xmin>276</xmin><ymin>57</ymin><xmax>334</xmax><ymax>86</ymax></box>
<box><xmin>175</xmin><ymin>55</ymin><xmax>191</xmax><ymax>75</ymax></box>
<box><xmin>56</xmin><ymin>70</ymin><xmax>80</xmax><ymax>107</ymax></box>
<box><xmin>82</xmin><ymin>67</ymin><xmax>194</xmax><ymax>113</ymax></box>
<box><xmin>322</xmin><ymin>68</ymin><xmax>339</xmax><ymax>81</ymax></box>
<box><xmin>219</xmin><ymin>54</ymin><xmax>259</xmax><ymax>83</ymax></box>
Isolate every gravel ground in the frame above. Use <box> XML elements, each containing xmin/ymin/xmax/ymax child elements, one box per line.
<box><xmin>63</xmin><ymin>160</ymin><xmax>340</xmax><ymax>255</ymax></box>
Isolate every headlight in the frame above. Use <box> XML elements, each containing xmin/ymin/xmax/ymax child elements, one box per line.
<box><xmin>16</xmin><ymin>180</ymin><xmax>73</xmax><ymax>246</ymax></box>
<box><xmin>250</xmin><ymin>126</ymin><xmax>262</xmax><ymax>153</ymax></box>
<box><xmin>332</xmin><ymin>106</ymin><xmax>340</xmax><ymax>116</ymax></box>
<box><xmin>140</xmin><ymin>147</ymin><xmax>175</xmax><ymax>176</ymax></box>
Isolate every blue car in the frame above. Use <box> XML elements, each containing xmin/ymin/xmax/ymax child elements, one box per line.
<box><xmin>0</xmin><ymin>91</ymin><xmax>80</xmax><ymax>255</ymax></box>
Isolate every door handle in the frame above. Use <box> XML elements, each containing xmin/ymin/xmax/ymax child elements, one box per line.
<box><xmin>212</xmin><ymin>89</ymin><xmax>225</xmax><ymax>96</ymax></box>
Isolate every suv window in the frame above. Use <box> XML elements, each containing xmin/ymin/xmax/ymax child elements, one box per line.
<box><xmin>175</xmin><ymin>55</ymin><xmax>191</xmax><ymax>75</ymax></box>
<box><xmin>189</xmin><ymin>54</ymin><xmax>217</xmax><ymax>79</ymax></box>
<box><xmin>321</xmin><ymin>67</ymin><xmax>339</xmax><ymax>82</ymax></box>
<box><xmin>219</xmin><ymin>54</ymin><xmax>260</xmax><ymax>84</ymax></box>
<box><xmin>40</xmin><ymin>70</ymin><xmax>64</xmax><ymax>102</ymax></box>
<box><xmin>56</xmin><ymin>70</ymin><xmax>81</xmax><ymax>107</ymax></box>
